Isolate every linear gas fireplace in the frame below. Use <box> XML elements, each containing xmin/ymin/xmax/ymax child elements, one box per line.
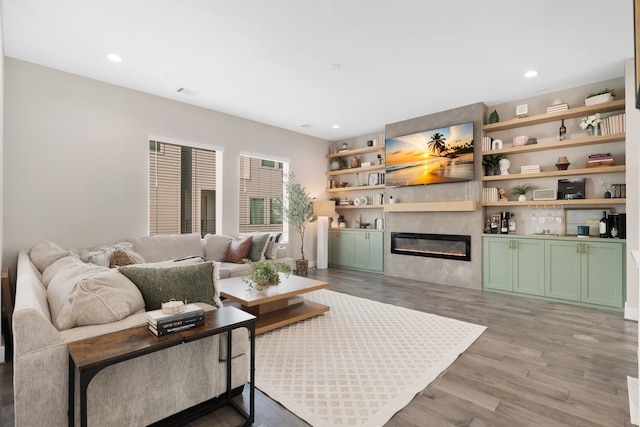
<box><xmin>391</xmin><ymin>232</ymin><xmax>471</xmax><ymax>261</ymax></box>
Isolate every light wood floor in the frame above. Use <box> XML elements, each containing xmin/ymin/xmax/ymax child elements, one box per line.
<box><xmin>1</xmin><ymin>267</ymin><xmax>637</xmax><ymax>426</ymax></box>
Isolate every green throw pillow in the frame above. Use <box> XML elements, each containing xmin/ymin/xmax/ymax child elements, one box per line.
<box><xmin>248</xmin><ymin>233</ymin><xmax>270</xmax><ymax>261</ymax></box>
<box><xmin>119</xmin><ymin>261</ymin><xmax>222</xmax><ymax>310</ymax></box>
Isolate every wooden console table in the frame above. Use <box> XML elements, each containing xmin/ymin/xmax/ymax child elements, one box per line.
<box><xmin>67</xmin><ymin>306</ymin><xmax>256</xmax><ymax>427</ymax></box>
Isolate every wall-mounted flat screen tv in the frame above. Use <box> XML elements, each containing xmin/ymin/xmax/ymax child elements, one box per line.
<box><xmin>385</xmin><ymin>121</ymin><xmax>474</xmax><ymax>187</ymax></box>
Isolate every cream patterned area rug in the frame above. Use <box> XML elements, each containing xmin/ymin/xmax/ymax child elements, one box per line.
<box><xmin>255</xmin><ymin>289</ymin><xmax>487</xmax><ymax>427</ymax></box>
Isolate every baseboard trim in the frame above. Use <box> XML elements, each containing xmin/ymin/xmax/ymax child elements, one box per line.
<box><xmin>624</xmin><ymin>304</ymin><xmax>638</xmax><ymax>321</ymax></box>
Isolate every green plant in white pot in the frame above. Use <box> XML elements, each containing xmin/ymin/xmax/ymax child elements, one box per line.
<box><xmin>511</xmin><ymin>183</ymin><xmax>536</xmax><ymax>201</ymax></box>
<box><xmin>274</xmin><ymin>172</ymin><xmax>317</xmax><ymax>276</ymax></box>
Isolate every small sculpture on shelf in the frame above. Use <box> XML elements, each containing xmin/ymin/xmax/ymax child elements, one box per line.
<box><xmin>498</xmin><ymin>188</ymin><xmax>508</xmax><ymax>202</ymax></box>
<box><xmin>499</xmin><ymin>158</ymin><xmax>511</xmax><ymax>175</ymax></box>
<box><xmin>555</xmin><ymin>156</ymin><xmax>570</xmax><ymax>170</ymax></box>
<box><xmin>350</xmin><ymin>155</ymin><xmax>361</xmax><ymax>168</ymax></box>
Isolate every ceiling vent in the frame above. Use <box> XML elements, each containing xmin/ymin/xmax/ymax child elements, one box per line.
<box><xmin>176</xmin><ymin>87</ymin><xmax>198</xmax><ymax>96</ymax></box>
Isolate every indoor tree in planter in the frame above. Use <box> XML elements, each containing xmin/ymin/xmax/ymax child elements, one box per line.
<box><xmin>275</xmin><ymin>172</ymin><xmax>317</xmax><ymax>276</ymax></box>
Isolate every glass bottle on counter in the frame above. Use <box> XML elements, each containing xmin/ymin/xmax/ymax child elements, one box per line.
<box><xmin>508</xmin><ymin>214</ymin><xmax>516</xmax><ymax>234</ymax></box>
<box><xmin>610</xmin><ymin>214</ymin><xmax>619</xmax><ymax>239</ymax></box>
<box><xmin>599</xmin><ymin>211</ymin><xmax>609</xmax><ymax>238</ymax></box>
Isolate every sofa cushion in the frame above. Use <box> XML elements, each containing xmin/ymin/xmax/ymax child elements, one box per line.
<box><xmin>109</xmin><ymin>248</ymin><xmax>145</xmax><ymax>268</ymax></box>
<box><xmin>29</xmin><ymin>241</ymin><xmax>71</xmax><ymax>273</ymax></box>
<box><xmin>119</xmin><ymin>261</ymin><xmax>222</xmax><ymax>310</ymax></box>
<box><xmin>248</xmin><ymin>233</ymin><xmax>270</xmax><ymax>262</ymax></box>
<box><xmin>47</xmin><ymin>258</ymin><xmax>145</xmax><ymax>330</ymax></box>
<box><xmin>203</xmin><ymin>234</ymin><xmax>233</xmax><ymax>262</ymax></box>
<box><xmin>127</xmin><ymin>233</ymin><xmax>204</xmax><ymax>263</ymax></box>
<box><xmin>42</xmin><ymin>254</ymin><xmax>79</xmax><ymax>288</ymax></box>
<box><xmin>224</xmin><ymin>235</ymin><xmax>253</xmax><ymax>263</ymax></box>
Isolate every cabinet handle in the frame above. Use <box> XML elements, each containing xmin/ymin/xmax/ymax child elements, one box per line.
<box><xmin>576</xmin><ymin>243</ymin><xmax>581</xmax><ymax>253</ymax></box>
<box><xmin>582</xmin><ymin>243</ymin><xmax>587</xmax><ymax>254</ymax></box>
<box><xmin>513</xmin><ymin>240</ymin><xmax>518</xmax><ymax>250</ymax></box>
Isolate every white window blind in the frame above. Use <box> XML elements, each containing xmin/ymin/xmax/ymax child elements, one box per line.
<box><xmin>149</xmin><ymin>140</ymin><xmax>217</xmax><ymax>236</ymax></box>
<box><xmin>239</xmin><ymin>155</ymin><xmax>285</xmax><ymax>234</ymax></box>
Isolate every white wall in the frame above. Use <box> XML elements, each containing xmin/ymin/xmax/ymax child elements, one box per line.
<box><xmin>0</xmin><ymin>4</ymin><xmax>5</xmax><ymax>363</ymax></box>
<box><xmin>626</xmin><ymin>57</ymin><xmax>640</xmax><ymax>320</ymax></box>
<box><xmin>2</xmin><ymin>58</ymin><xmax>329</xmax><ymax>270</ymax></box>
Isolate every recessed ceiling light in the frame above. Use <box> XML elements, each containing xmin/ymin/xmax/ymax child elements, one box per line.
<box><xmin>328</xmin><ymin>63</ymin><xmax>341</xmax><ymax>70</ymax></box>
<box><xmin>332</xmin><ymin>125</ymin><xmax>340</xmax><ymax>129</ymax></box>
<box><xmin>524</xmin><ymin>70</ymin><xmax>538</xmax><ymax>78</ymax></box>
<box><xmin>107</xmin><ymin>54</ymin><xmax>122</xmax><ymax>63</ymax></box>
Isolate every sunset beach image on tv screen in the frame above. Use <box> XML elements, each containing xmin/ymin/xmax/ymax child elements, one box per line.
<box><xmin>385</xmin><ymin>122</ymin><xmax>474</xmax><ymax>187</ymax></box>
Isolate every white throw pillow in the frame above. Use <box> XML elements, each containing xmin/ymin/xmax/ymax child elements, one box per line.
<box><xmin>203</xmin><ymin>234</ymin><xmax>233</xmax><ymax>262</ymax></box>
<box><xmin>47</xmin><ymin>259</ymin><xmax>145</xmax><ymax>330</ymax></box>
<box><xmin>29</xmin><ymin>241</ymin><xmax>71</xmax><ymax>273</ymax></box>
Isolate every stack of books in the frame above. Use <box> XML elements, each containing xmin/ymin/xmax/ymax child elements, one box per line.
<box><xmin>599</xmin><ymin>113</ymin><xmax>626</xmax><ymax>135</ymax></box>
<box><xmin>482</xmin><ymin>136</ymin><xmax>492</xmax><ymax>151</ymax></box>
<box><xmin>520</xmin><ymin>165</ymin><xmax>541</xmax><ymax>174</ymax></box>
<box><xmin>147</xmin><ymin>304</ymin><xmax>205</xmax><ymax>336</ymax></box>
<box><xmin>482</xmin><ymin>187</ymin><xmax>499</xmax><ymax>203</ymax></box>
<box><xmin>586</xmin><ymin>152</ymin><xmax>614</xmax><ymax>168</ymax></box>
<box><xmin>546</xmin><ymin>103</ymin><xmax>569</xmax><ymax>113</ymax></box>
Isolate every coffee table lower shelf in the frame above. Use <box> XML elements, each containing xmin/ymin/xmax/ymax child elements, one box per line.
<box><xmin>227</xmin><ymin>300</ymin><xmax>329</xmax><ymax>334</ymax></box>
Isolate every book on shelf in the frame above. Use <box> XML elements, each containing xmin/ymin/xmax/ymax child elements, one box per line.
<box><xmin>482</xmin><ymin>136</ymin><xmax>492</xmax><ymax>151</ymax></box>
<box><xmin>599</xmin><ymin>113</ymin><xmax>625</xmax><ymax>136</ymax></box>
<box><xmin>482</xmin><ymin>187</ymin><xmax>499</xmax><ymax>203</ymax></box>
<box><xmin>520</xmin><ymin>165</ymin><xmax>541</xmax><ymax>173</ymax></box>
<box><xmin>149</xmin><ymin>318</ymin><xmax>205</xmax><ymax>336</ymax></box>
<box><xmin>588</xmin><ymin>152</ymin><xmax>613</xmax><ymax>162</ymax></box>
<box><xmin>546</xmin><ymin>103</ymin><xmax>569</xmax><ymax>113</ymax></box>
<box><xmin>146</xmin><ymin>303</ymin><xmax>205</xmax><ymax>328</ymax></box>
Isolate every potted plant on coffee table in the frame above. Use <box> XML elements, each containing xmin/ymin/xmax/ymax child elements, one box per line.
<box><xmin>242</xmin><ymin>259</ymin><xmax>292</xmax><ymax>291</ymax></box>
<box><xmin>276</xmin><ymin>172</ymin><xmax>317</xmax><ymax>276</ymax></box>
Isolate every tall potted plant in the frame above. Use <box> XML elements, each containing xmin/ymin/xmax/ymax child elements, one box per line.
<box><xmin>277</xmin><ymin>172</ymin><xmax>316</xmax><ymax>276</ymax></box>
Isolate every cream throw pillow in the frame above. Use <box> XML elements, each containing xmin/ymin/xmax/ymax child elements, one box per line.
<box><xmin>29</xmin><ymin>240</ymin><xmax>71</xmax><ymax>273</ymax></box>
<box><xmin>47</xmin><ymin>258</ymin><xmax>145</xmax><ymax>330</ymax></box>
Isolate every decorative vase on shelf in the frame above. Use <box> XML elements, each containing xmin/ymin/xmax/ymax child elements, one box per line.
<box><xmin>555</xmin><ymin>156</ymin><xmax>570</xmax><ymax>171</ymax></box>
<box><xmin>586</xmin><ymin>125</ymin><xmax>599</xmax><ymax>136</ymax></box>
<box><xmin>518</xmin><ymin>195</ymin><xmax>527</xmax><ymax>202</ymax></box>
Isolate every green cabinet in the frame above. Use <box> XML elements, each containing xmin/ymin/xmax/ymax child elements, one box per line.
<box><xmin>329</xmin><ymin>229</ymin><xmax>383</xmax><ymax>272</ymax></box>
<box><xmin>546</xmin><ymin>239</ymin><xmax>624</xmax><ymax>308</ymax></box>
<box><xmin>483</xmin><ymin>236</ymin><xmax>545</xmax><ymax>296</ymax></box>
<box><xmin>483</xmin><ymin>235</ymin><xmax>625</xmax><ymax>310</ymax></box>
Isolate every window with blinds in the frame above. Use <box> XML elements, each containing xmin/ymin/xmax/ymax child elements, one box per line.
<box><xmin>149</xmin><ymin>140</ymin><xmax>217</xmax><ymax>236</ymax></box>
<box><xmin>239</xmin><ymin>155</ymin><xmax>285</xmax><ymax>234</ymax></box>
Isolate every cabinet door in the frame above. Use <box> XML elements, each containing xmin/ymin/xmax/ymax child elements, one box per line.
<box><xmin>545</xmin><ymin>240</ymin><xmax>581</xmax><ymax>302</ymax></box>
<box><xmin>352</xmin><ymin>230</ymin><xmax>370</xmax><ymax>269</ymax></box>
<box><xmin>367</xmin><ymin>231</ymin><xmax>384</xmax><ymax>272</ymax></box>
<box><xmin>512</xmin><ymin>238</ymin><xmax>545</xmax><ymax>296</ymax></box>
<box><xmin>329</xmin><ymin>230</ymin><xmax>354</xmax><ymax>267</ymax></box>
<box><xmin>328</xmin><ymin>230</ymin><xmax>339</xmax><ymax>265</ymax></box>
<box><xmin>482</xmin><ymin>237</ymin><xmax>513</xmax><ymax>291</ymax></box>
<box><xmin>581</xmin><ymin>241</ymin><xmax>624</xmax><ymax>308</ymax></box>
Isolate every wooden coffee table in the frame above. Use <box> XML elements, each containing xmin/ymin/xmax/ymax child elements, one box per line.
<box><xmin>218</xmin><ymin>273</ymin><xmax>330</xmax><ymax>334</ymax></box>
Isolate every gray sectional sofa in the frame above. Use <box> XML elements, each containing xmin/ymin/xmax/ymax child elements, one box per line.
<box><xmin>13</xmin><ymin>232</ymin><xmax>293</xmax><ymax>426</ymax></box>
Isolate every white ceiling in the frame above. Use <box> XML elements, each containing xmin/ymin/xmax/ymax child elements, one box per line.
<box><xmin>2</xmin><ymin>0</ymin><xmax>635</xmax><ymax>141</ymax></box>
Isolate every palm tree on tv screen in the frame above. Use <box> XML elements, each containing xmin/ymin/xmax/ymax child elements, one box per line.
<box><xmin>427</xmin><ymin>132</ymin><xmax>447</xmax><ymax>156</ymax></box>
